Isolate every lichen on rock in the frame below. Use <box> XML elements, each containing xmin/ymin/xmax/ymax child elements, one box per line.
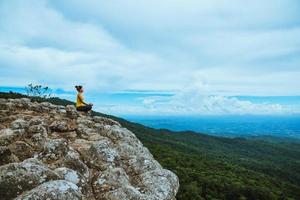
<box><xmin>0</xmin><ymin>98</ymin><xmax>179</xmax><ymax>200</ymax></box>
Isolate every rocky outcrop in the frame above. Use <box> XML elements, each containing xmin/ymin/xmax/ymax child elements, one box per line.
<box><xmin>0</xmin><ymin>98</ymin><xmax>179</xmax><ymax>200</ymax></box>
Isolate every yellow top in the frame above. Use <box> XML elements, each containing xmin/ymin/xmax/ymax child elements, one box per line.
<box><xmin>76</xmin><ymin>93</ymin><xmax>85</xmax><ymax>107</ymax></box>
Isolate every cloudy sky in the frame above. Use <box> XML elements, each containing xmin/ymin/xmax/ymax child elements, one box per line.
<box><xmin>1</xmin><ymin>0</ymin><xmax>300</xmax><ymax>115</ymax></box>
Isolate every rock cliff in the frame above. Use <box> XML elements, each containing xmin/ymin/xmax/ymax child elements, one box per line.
<box><xmin>0</xmin><ymin>98</ymin><xmax>179</xmax><ymax>200</ymax></box>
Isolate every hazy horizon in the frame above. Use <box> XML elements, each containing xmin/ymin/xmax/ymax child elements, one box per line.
<box><xmin>1</xmin><ymin>86</ymin><xmax>300</xmax><ymax>116</ymax></box>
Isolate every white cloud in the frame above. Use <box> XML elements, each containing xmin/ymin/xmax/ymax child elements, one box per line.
<box><xmin>96</xmin><ymin>83</ymin><xmax>299</xmax><ymax>115</ymax></box>
<box><xmin>98</xmin><ymin>94</ymin><xmax>296</xmax><ymax>116</ymax></box>
<box><xmin>1</xmin><ymin>0</ymin><xmax>300</xmax><ymax>115</ymax></box>
<box><xmin>155</xmin><ymin>84</ymin><xmax>296</xmax><ymax>115</ymax></box>
<box><xmin>0</xmin><ymin>0</ymin><xmax>178</xmax><ymax>92</ymax></box>
<box><xmin>143</xmin><ymin>98</ymin><xmax>156</xmax><ymax>105</ymax></box>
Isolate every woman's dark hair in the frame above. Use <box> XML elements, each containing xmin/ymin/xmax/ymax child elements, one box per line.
<box><xmin>75</xmin><ymin>85</ymin><xmax>83</xmax><ymax>92</ymax></box>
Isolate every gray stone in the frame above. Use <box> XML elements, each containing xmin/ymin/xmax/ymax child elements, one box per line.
<box><xmin>93</xmin><ymin>116</ymin><xmax>121</xmax><ymax>127</ymax></box>
<box><xmin>10</xmin><ymin>119</ymin><xmax>29</xmax><ymax>130</ymax></box>
<box><xmin>66</xmin><ymin>105</ymin><xmax>78</xmax><ymax>119</ymax></box>
<box><xmin>93</xmin><ymin>167</ymin><xmax>130</xmax><ymax>192</ymax></box>
<box><xmin>9</xmin><ymin>141</ymin><xmax>34</xmax><ymax>161</ymax></box>
<box><xmin>15</xmin><ymin>180</ymin><xmax>82</xmax><ymax>200</ymax></box>
<box><xmin>26</xmin><ymin>124</ymin><xmax>48</xmax><ymax>149</ymax></box>
<box><xmin>29</xmin><ymin>117</ymin><xmax>45</xmax><ymax>126</ymax></box>
<box><xmin>0</xmin><ymin>128</ymin><xmax>23</xmax><ymax>146</ymax></box>
<box><xmin>63</xmin><ymin>148</ymin><xmax>91</xmax><ymax>181</ymax></box>
<box><xmin>76</xmin><ymin>123</ymin><xmax>97</xmax><ymax>139</ymax></box>
<box><xmin>86</xmin><ymin>139</ymin><xmax>119</xmax><ymax>170</ymax></box>
<box><xmin>50</xmin><ymin>120</ymin><xmax>69</xmax><ymax>132</ymax></box>
<box><xmin>0</xmin><ymin>158</ymin><xmax>59</xmax><ymax>199</ymax></box>
<box><xmin>54</xmin><ymin>167</ymin><xmax>88</xmax><ymax>193</ymax></box>
<box><xmin>40</xmin><ymin>138</ymin><xmax>69</xmax><ymax>161</ymax></box>
<box><xmin>140</xmin><ymin>169</ymin><xmax>180</xmax><ymax>200</ymax></box>
<box><xmin>0</xmin><ymin>146</ymin><xmax>18</xmax><ymax>165</ymax></box>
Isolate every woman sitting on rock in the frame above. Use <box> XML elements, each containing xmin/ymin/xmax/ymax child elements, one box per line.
<box><xmin>75</xmin><ymin>85</ymin><xmax>93</xmax><ymax>112</ymax></box>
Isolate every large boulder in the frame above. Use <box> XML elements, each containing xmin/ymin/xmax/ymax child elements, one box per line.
<box><xmin>93</xmin><ymin>167</ymin><xmax>147</xmax><ymax>200</ymax></box>
<box><xmin>0</xmin><ymin>158</ymin><xmax>59</xmax><ymax>199</ymax></box>
<box><xmin>85</xmin><ymin>139</ymin><xmax>120</xmax><ymax>170</ymax></box>
<box><xmin>66</xmin><ymin>105</ymin><xmax>78</xmax><ymax>119</ymax></box>
<box><xmin>50</xmin><ymin>120</ymin><xmax>69</xmax><ymax>132</ymax></box>
<box><xmin>0</xmin><ymin>146</ymin><xmax>18</xmax><ymax>165</ymax></box>
<box><xmin>0</xmin><ymin>128</ymin><xmax>24</xmax><ymax>146</ymax></box>
<box><xmin>0</xmin><ymin>98</ymin><xmax>179</xmax><ymax>200</ymax></box>
<box><xmin>8</xmin><ymin>141</ymin><xmax>34</xmax><ymax>161</ymax></box>
<box><xmin>10</xmin><ymin>119</ymin><xmax>29</xmax><ymax>130</ymax></box>
<box><xmin>54</xmin><ymin>167</ymin><xmax>88</xmax><ymax>193</ymax></box>
<box><xmin>15</xmin><ymin>180</ymin><xmax>82</xmax><ymax>200</ymax></box>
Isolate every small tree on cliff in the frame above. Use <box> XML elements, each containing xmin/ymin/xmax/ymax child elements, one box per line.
<box><xmin>25</xmin><ymin>84</ymin><xmax>52</xmax><ymax>98</ymax></box>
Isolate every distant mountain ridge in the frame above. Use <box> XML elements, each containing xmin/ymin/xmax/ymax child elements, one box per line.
<box><xmin>1</xmin><ymin>92</ymin><xmax>300</xmax><ymax>200</ymax></box>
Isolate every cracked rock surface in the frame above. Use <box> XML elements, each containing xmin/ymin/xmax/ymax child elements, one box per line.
<box><xmin>0</xmin><ymin>98</ymin><xmax>179</xmax><ymax>200</ymax></box>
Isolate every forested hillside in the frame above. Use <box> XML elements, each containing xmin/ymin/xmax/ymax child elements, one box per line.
<box><xmin>1</xmin><ymin>92</ymin><xmax>300</xmax><ymax>200</ymax></box>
